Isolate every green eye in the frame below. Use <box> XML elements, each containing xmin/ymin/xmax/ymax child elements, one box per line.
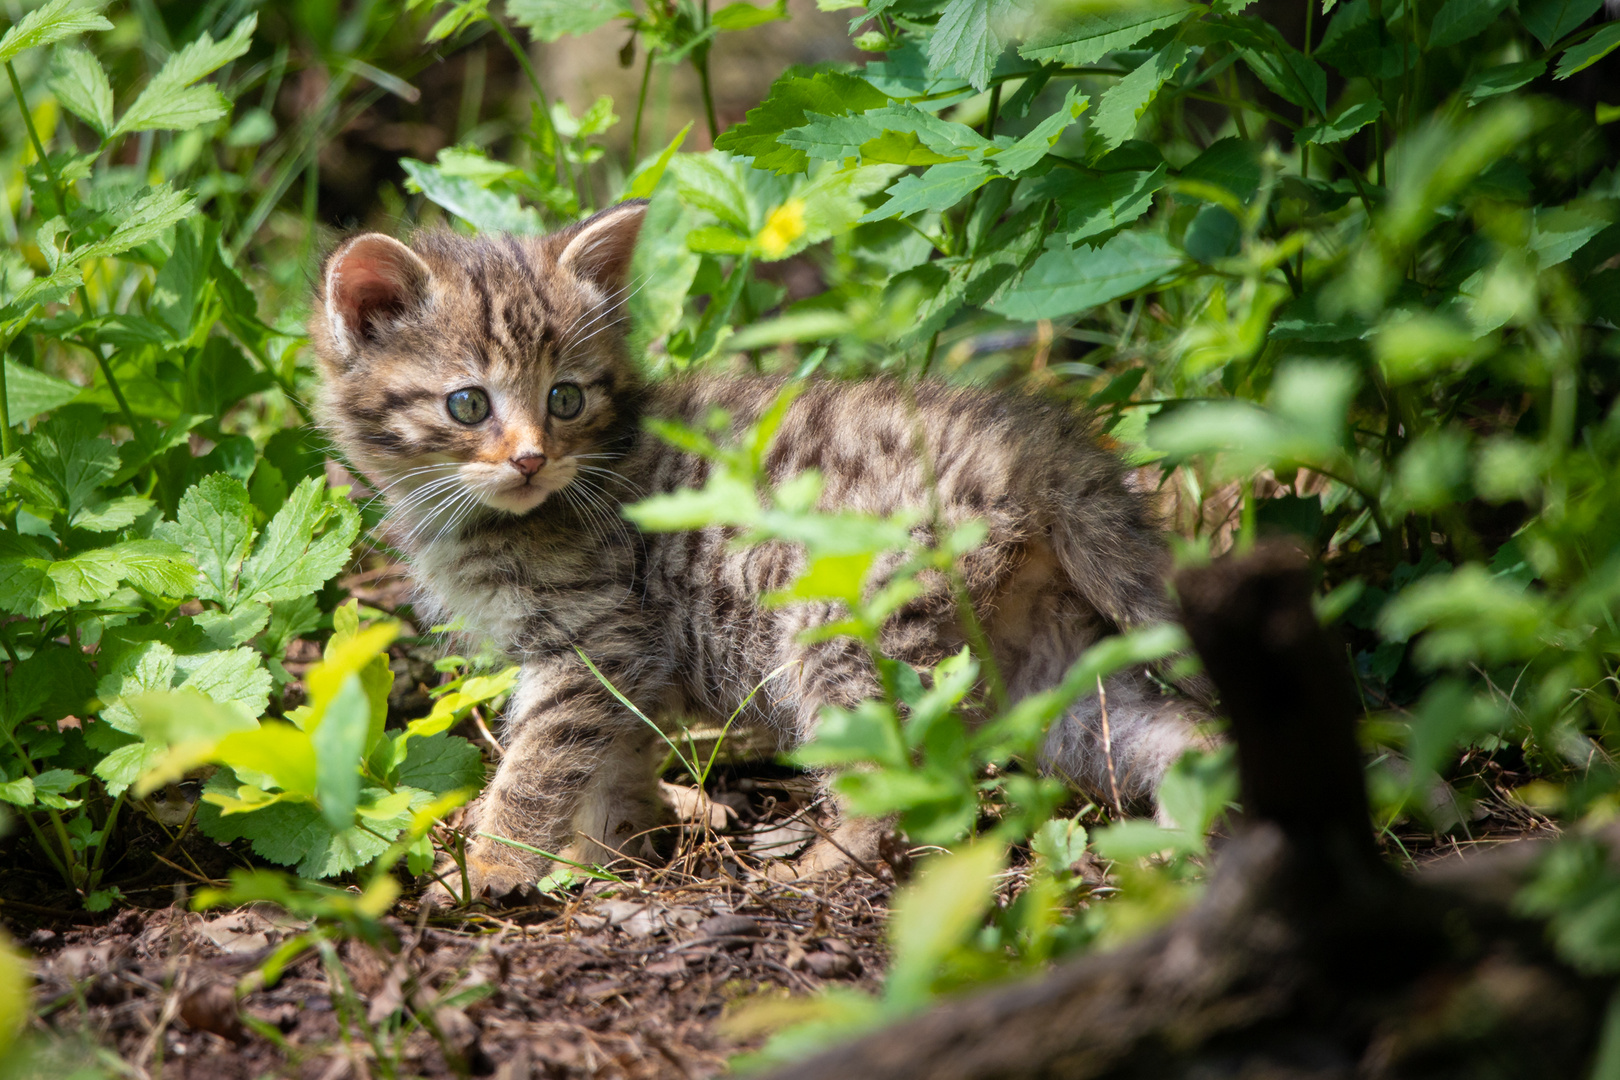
<box><xmin>447</xmin><ymin>388</ymin><xmax>490</xmax><ymax>425</ymax></box>
<box><xmin>549</xmin><ymin>382</ymin><xmax>584</xmax><ymax>420</ymax></box>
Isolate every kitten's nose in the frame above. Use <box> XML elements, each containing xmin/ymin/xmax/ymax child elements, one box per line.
<box><xmin>509</xmin><ymin>453</ymin><xmax>546</xmax><ymax>477</ymax></box>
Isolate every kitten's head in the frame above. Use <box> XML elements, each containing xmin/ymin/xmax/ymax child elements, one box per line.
<box><xmin>310</xmin><ymin>201</ymin><xmax>646</xmax><ymax>532</ymax></box>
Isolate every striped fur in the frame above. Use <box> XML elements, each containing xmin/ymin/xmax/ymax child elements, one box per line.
<box><xmin>311</xmin><ymin>203</ymin><xmax>1212</xmax><ymax>903</ymax></box>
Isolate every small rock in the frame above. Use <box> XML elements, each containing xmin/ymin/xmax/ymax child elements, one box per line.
<box><xmin>805</xmin><ymin>950</ymin><xmax>860</xmax><ymax>978</ymax></box>
<box><xmin>597</xmin><ymin>900</ymin><xmax>648</xmax><ymax>926</ymax></box>
<box><xmin>180</xmin><ymin>981</ymin><xmax>244</xmax><ymax>1043</ymax></box>
<box><xmin>572</xmin><ymin>913</ymin><xmax>608</xmax><ymax>933</ymax></box>
<box><xmin>697</xmin><ymin>914</ymin><xmax>761</xmax><ymax>940</ymax></box>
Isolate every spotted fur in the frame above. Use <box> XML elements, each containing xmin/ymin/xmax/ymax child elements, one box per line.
<box><xmin>311</xmin><ymin>201</ymin><xmax>1212</xmax><ymax>902</ymax></box>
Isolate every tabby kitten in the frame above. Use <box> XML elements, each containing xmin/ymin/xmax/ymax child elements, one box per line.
<box><xmin>312</xmin><ymin>200</ymin><xmax>1211</xmax><ymax>904</ymax></box>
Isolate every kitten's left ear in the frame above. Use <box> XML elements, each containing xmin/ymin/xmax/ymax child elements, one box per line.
<box><xmin>556</xmin><ymin>199</ymin><xmax>647</xmax><ymax>294</ymax></box>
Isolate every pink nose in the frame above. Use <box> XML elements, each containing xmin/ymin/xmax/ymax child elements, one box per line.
<box><xmin>510</xmin><ymin>453</ymin><xmax>546</xmax><ymax>477</ymax></box>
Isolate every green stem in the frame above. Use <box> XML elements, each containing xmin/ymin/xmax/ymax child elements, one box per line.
<box><xmin>984</xmin><ymin>82</ymin><xmax>1001</xmax><ymax>140</ymax></box>
<box><xmin>5</xmin><ymin>60</ymin><xmax>65</xmax><ymax>213</ymax></box>
<box><xmin>0</xmin><ymin>323</ymin><xmax>17</xmax><ymax>457</ymax></box>
<box><xmin>695</xmin><ymin>46</ymin><xmax>720</xmax><ymax>145</ymax></box>
<box><xmin>489</xmin><ymin>17</ymin><xmax>575</xmax><ymax>198</ymax></box>
<box><xmin>85</xmin><ymin>789</ymin><xmax>125</xmax><ymax>890</ymax></box>
<box><xmin>631</xmin><ymin>50</ymin><xmax>654</xmax><ymax>161</ymax></box>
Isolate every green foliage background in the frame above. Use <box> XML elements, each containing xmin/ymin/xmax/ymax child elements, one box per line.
<box><xmin>1</xmin><ymin>0</ymin><xmax>1619</xmax><ymax>1056</ymax></box>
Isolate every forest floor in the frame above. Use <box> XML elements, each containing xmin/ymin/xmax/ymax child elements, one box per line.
<box><xmin>0</xmin><ymin>563</ymin><xmax>1562</xmax><ymax>1079</ymax></box>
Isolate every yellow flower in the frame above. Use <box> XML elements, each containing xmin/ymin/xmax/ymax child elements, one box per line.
<box><xmin>756</xmin><ymin>198</ymin><xmax>807</xmax><ymax>259</ymax></box>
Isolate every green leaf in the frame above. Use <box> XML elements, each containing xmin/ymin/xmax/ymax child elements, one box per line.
<box><xmin>0</xmin><ymin>777</ymin><xmax>34</xmax><ymax>807</ymax></box>
<box><xmin>1018</xmin><ymin>1</ymin><xmax>1189</xmax><ymax>66</ymax></box>
<box><xmin>858</xmin><ymin>161</ymin><xmax>994</xmax><ymax>222</ymax></box>
<box><xmin>106</xmin><ymin>538</ymin><xmax>196</xmax><ymax>598</ymax></box>
<box><xmin>70</xmin><ymin>493</ymin><xmax>150</xmax><ymax>532</ymax></box>
<box><xmin>1031</xmin><ymin>163</ymin><xmax>1167</xmax><ymax>243</ymax></box>
<box><xmin>179</xmin><ymin>646</ymin><xmax>272</xmax><ymax>722</ymax></box>
<box><xmin>110</xmin><ymin>14</ymin><xmax>255</xmax><ymax>136</ymax></box>
<box><xmin>623</xmin><ymin>121</ymin><xmax>691</xmax><ymax>200</ymax></box>
<box><xmin>48</xmin><ymin>46</ymin><xmax>113</xmax><ymax>137</ymax></box>
<box><xmin>1556</xmin><ymin>21</ymin><xmax>1620</xmax><ymax>79</ymax></box>
<box><xmin>988</xmin><ymin>229</ymin><xmax>1183</xmax><ymax>320</ymax></box>
<box><xmin>715</xmin><ymin>71</ymin><xmax>889</xmax><ymax>174</ymax></box>
<box><xmin>1462</xmin><ymin>59</ymin><xmax>1546</xmax><ymax>104</ymax></box>
<box><xmin>238</xmin><ymin>476</ymin><xmax>360</xmax><ymax>605</ymax></box>
<box><xmin>885</xmin><ymin>841</ymin><xmax>1007</xmax><ymax>1008</ymax></box>
<box><xmin>1530</xmin><ymin>203</ymin><xmax>1609</xmax><ymax>268</ymax></box>
<box><xmin>1238</xmin><ymin>42</ymin><xmax>1326</xmax><ymax>114</ymax></box>
<box><xmin>0</xmin><ymin>0</ymin><xmax>111</xmax><ymax>64</ymax></box>
<box><xmin>1296</xmin><ymin>99</ymin><xmax>1383</xmax><ymax>145</ymax></box>
<box><xmin>506</xmin><ymin>0</ymin><xmax>630</xmax><ymax>41</ymax></box>
<box><xmin>991</xmin><ymin>85</ymin><xmax>1088</xmax><ymax>176</ymax></box>
<box><xmin>396</xmin><ymin>733</ymin><xmax>486</xmax><ymax>794</ymax></box>
<box><xmin>156</xmin><ymin>473</ymin><xmax>255</xmax><ymax>608</ymax></box>
<box><xmin>69</xmin><ymin>185</ymin><xmax>196</xmax><ymax>264</ymax></box>
<box><xmin>927</xmin><ymin>0</ymin><xmax>1019</xmax><ymax>92</ymax></box>
<box><xmin>1519</xmin><ymin>0</ymin><xmax>1602</xmax><ymax>48</ymax></box>
<box><xmin>400</xmin><ymin>159</ymin><xmax>542</xmax><ymax>233</ymax></box>
<box><xmin>1428</xmin><ymin>0</ymin><xmax>1513</xmax><ymax>48</ymax></box>
<box><xmin>5</xmin><ymin>357</ymin><xmax>81</xmax><ymax>422</ymax></box>
<box><xmin>711</xmin><ymin>0</ymin><xmax>787</xmax><ymax>31</ymax></box>
<box><xmin>193</xmin><ymin>603</ymin><xmax>269</xmax><ymax>649</ymax></box>
<box><xmin>1090</xmin><ymin>39</ymin><xmax>1189</xmax><ymax>154</ymax></box>
<box><xmin>22</xmin><ymin>404</ymin><xmax>117</xmax><ymax>518</ymax></box>
<box><xmin>312</xmin><ymin>674</ymin><xmax>369</xmax><ymax>830</ymax></box>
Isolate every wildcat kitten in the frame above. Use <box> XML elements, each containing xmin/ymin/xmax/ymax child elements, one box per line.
<box><xmin>311</xmin><ymin>200</ymin><xmax>1212</xmax><ymax>904</ymax></box>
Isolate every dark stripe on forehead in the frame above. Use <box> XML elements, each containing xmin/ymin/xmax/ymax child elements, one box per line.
<box><xmin>382</xmin><ymin>387</ymin><xmax>435</xmax><ymax>412</ymax></box>
<box><xmin>470</xmin><ymin>261</ymin><xmax>494</xmax><ymax>340</ymax></box>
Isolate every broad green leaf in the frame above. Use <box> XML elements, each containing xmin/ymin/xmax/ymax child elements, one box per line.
<box><xmin>927</xmin><ymin>0</ymin><xmax>1020</xmax><ymax>92</ymax></box>
<box><xmin>48</xmin><ymin>46</ymin><xmax>112</xmax><ymax>137</ymax></box>
<box><xmin>1031</xmin><ymin>163</ymin><xmax>1167</xmax><ymax>243</ymax></box>
<box><xmin>1316</xmin><ymin>0</ymin><xmax>1413</xmax><ymax>79</ymax></box>
<box><xmin>70</xmin><ymin>493</ymin><xmax>151</xmax><ymax>532</ymax></box>
<box><xmin>1379</xmin><ymin>565</ymin><xmax>1554</xmax><ymax>667</ymax></box>
<box><xmin>214</xmin><ymin>722</ymin><xmax>318</xmax><ymax>798</ymax></box>
<box><xmin>0</xmin><ymin>0</ymin><xmax>111</xmax><ymax>64</ymax></box>
<box><xmin>44</xmin><ymin>545</ymin><xmax>124</xmax><ymax>607</ymax></box>
<box><xmin>179</xmin><ymin>647</ymin><xmax>272</xmax><ymax>723</ymax></box>
<box><xmin>110</xmin><ymin>14</ymin><xmax>255</xmax><ymax>136</ymax></box>
<box><xmin>991</xmin><ymin>86</ymin><xmax>1088</xmax><ymax>176</ymax></box>
<box><xmin>623</xmin><ymin>122</ymin><xmax>691</xmax><ymax>200</ymax></box>
<box><xmin>506</xmin><ymin>0</ymin><xmax>630</xmax><ymax>41</ymax></box>
<box><xmin>22</xmin><ymin>404</ymin><xmax>116</xmax><ymax>518</ymax></box>
<box><xmin>400</xmin><ymin>159</ymin><xmax>542</xmax><ymax>233</ymax></box>
<box><xmin>69</xmin><ymin>185</ymin><xmax>195</xmax><ymax>265</ymax></box>
<box><xmin>859</xmin><ymin>161</ymin><xmax>994</xmax><ymax>222</ymax></box>
<box><xmin>5</xmin><ymin>357</ymin><xmax>81</xmax><ymax>422</ymax></box>
<box><xmin>794</xmin><ymin>699</ymin><xmax>908</xmax><ymax>769</ymax></box>
<box><xmin>1462</xmin><ymin>59</ymin><xmax>1546</xmax><ymax>105</ymax></box>
<box><xmin>885</xmin><ymin>841</ymin><xmax>1007</xmax><ymax>1008</ymax></box>
<box><xmin>1018</xmin><ymin>1</ymin><xmax>1189</xmax><ymax>66</ymax></box>
<box><xmin>156</xmin><ymin>473</ymin><xmax>254</xmax><ymax>607</ymax></box>
<box><xmin>1530</xmin><ymin>203</ymin><xmax>1609</xmax><ymax>268</ymax></box>
<box><xmin>1519</xmin><ymin>0</ymin><xmax>1603</xmax><ymax>48</ymax></box>
<box><xmin>397</xmin><ymin>733</ymin><xmax>486</xmax><ymax>794</ymax></box>
<box><xmin>96</xmin><ymin>641</ymin><xmax>178</xmax><ymax>734</ymax></box>
<box><xmin>238</xmin><ymin>476</ymin><xmax>360</xmax><ymax>604</ymax></box>
<box><xmin>1090</xmin><ymin>39</ymin><xmax>1189</xmax><ymax>154</ymax></box>
<box><xmin>1238</xmin><ymin>43</ymin><xmax>1326</xmax><ymax>114</ymax></box>
<box><xmin>988</xmin><ymin>229</ymin><xmax>1183</xmax><ymax>320</ymax></box>
<box><xmin>312</xmin><ymin>674</ymin><xmax>369</xmax><ymax>830</ymax></box>
<box><xmin>711</xmin><ymin>0</ymin><xmax>787</xmax><ymax>31</ymax></box>
<box><xmin>715</xmin><ymin>71</ymin><xmax>889</xmax><ymax>174</ymax></box>
<box><xmin>1428</xmin><ymin>0</ymin><xmax>1513</xmax><ymax>48</ymax></box>
<box><xmin>0</xmin><ymin>777</ymin><xmax>35</xmax><ymax>807</ymax></box>
<box><xmin>105</xmin><ymin>539</ymin><xmax>196</xmax><ymax>598</ymax></box>
<box><xmin>1296</xmin><ymin>100</ymin><xmax>1383</xmax><ymax>145</ymax></box>
<box><xmin>197</xmin><ymin>786</ymin><xmax>407</xmax><ymax>878</ymax></box>
<box><xmin>1557</xmin><ymin>21</ymin><xmax>1620</xmax><ymax>78</ymax></box>
<box><xmin>193</xmin><ymin>603</ymin><xmax>269</xmax><ymax>649</ymax></box>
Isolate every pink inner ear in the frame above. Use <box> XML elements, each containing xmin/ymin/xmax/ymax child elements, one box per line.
<box><xmin>328</xmin><ymin>237</ymin><xmax>427</xmax><ymax>346</ymax></box>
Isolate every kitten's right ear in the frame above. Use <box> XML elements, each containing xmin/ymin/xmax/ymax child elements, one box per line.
<box><xmin>321</xmin><ymin>234</ymin><xmax>432</xmax><ymax>358</ymax></box>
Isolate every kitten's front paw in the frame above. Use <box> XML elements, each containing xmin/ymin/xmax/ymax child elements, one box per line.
<box><xmin>420</xmin><ymin>852</ymin><xmax>546</xmax><ymax>910</ymax></box>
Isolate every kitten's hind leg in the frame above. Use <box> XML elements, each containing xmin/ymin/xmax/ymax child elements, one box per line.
<box><xmin>423</xmin><ymin>656</ymin><xmax>669</xmax><ymax>908</ymax></box>
<box><xmin>1040</xmin><ymin>670</ymin><xmax>1217</xmax><ymax>817</ymax></box>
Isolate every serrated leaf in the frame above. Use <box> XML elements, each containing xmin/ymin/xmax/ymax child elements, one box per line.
<box><xmin>1296</xmin><ymin>99</ymin><xmax>1383</xmax><ymax>145</ymax></box>
<box><xmin>214</xmin><ymin>722</ymin><xmax>317</xmax><ymax>798</ymax></box>
<box><xmin>48</xmin><ymin>46</ymin><xmax>113</xmax><ymax>137</ymax></box>
<box><xmin>715</xmin><ymin>70</ymin><xmax>889</xmax><ymax>174</ymax></box>
<box><xmin>23</xmin><ymin>404</ymin><xmax>116</xmax><ymax>518</ymax></box>
<box><xmin>96</xmin><ymin>641</ymin><xmax>177</xmax><ymax>734</ymax></box>
<box><xmin>1238</xmin><ymin>42</ymin><xmax>1326</xmax><ymax>114</ymax></box>
<box><xmin>506</xmin><ymin>0</ymin><xmax>629</xmax><ymax>41</ymax></box>
<box><xmin>69</xmin><ymin>185</ymin><xmax>196</xmax><ymax>265</ymax></box>
<box><xmin>1519</xmin><ymin>0</ymin><xmax>1602</xmax><ymax>48</ymax></box>
<box><xmin>156</xmin><ymin>473</ymin><xmax>254</xmax><ymax>607</ymax></box>
<box><xmin>107</xmin><ymin>539</ymin><xmax>196</xmax><ymax>597</ymax></box>
<box><xmin>1428</xmin><ymin>0</ymin><xmax>1513</xmax><ymax>48</ymax></box>
<box><xmin>859</xmin><ymin>161</ymin><xmax>994</xmax><ymax>221</ymax></box>
<box><xmin>1091</xmin><ymin>39</ymin><xmax>1189</xmax><ymax>154</ymax></box>
<box><xmin>1033</xmin><ymin>163</ymin><xmax>1167</xmax><ymax>243</ymax></box>
<box><xmin>197</xmin><ymin>788</ymin><xmax>404</xmax><ymax>878</ymax></box>
<box><xmin>0</xmin><ymin>0</ymin><xmax>111</xmax><ymax>64</ymax></box>
<box><xmin>70</xmin><ymin>493</ymin><xmax>150</xmax><ymax>532</ymax></box>
<box><xmin>1556</xmin><ymin>21</ymin><xmax>1620</xmax><ymax>79</ymax></box>
<box><xmin>397</xmin><ymin>733</ymin><xmax>487</xmax><ymax>795</ymax></box>
<box><xmin>180</xmin><ymin>646</ymin><xmax>272</xmax><ymax>722</ymax></box>
<box><xmin>110</xmin><ymin>14</ymin><xmax>255</xmax><ymax>136</ymax></box>
<box><xmin>927</xmin><ymin>0</ymin><xmax>1020</xmax><ymax>92</ymax></box>
<box><xmin>5</xmin><ymin>357</ymin><xmax>81</xmax><ymax>422</ymax></box>
<box><xmin>400</xmin><ymin>159</ymin><xmax>543</xmax><ymax>233</ymax></box>
<box><xmin>1018</xmin><ymin>1</ymin><xmax>1189</xmax><ymax>66</ymax></box>
<box><xmin>989</xmin><ymin>229</ymin><xmax>1183</xmax><ymax>320</ymax></box>
<box><xmin>238</xmin><ymin>476</ymin><xmax>359</xmax><ymax>604</ymax></box>
<box><xmin>991</xmin><ymin>86</ymin><xmax>1088</xmax><ymax>176</ymax></box>
<box><xmin>1462</xmin><ymin>59</ymin><xmax>1546</xmax><ymax>105</ymax></box>
<box><xmin>193</xmin><ymin>603</ymin><xmax>269</xmax><ymax>649</ymax></box>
